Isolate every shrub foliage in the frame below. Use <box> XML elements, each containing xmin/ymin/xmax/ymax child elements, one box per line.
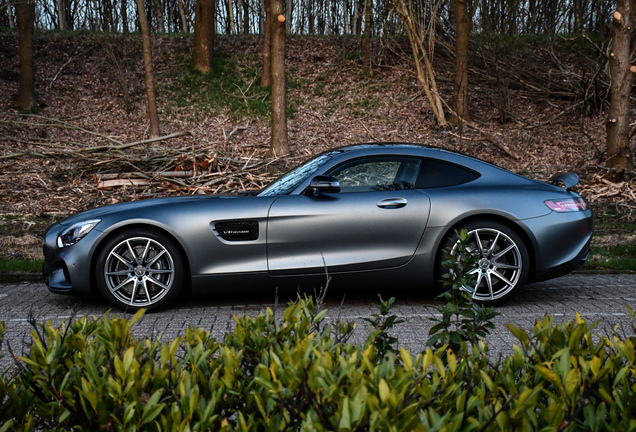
<box><xmin>1</xmin><ymin>300</ymin><xmax>636</xmax><ymax>431</ymax></box>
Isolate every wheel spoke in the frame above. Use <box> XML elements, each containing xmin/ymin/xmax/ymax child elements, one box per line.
<box><xmin>473</xmin><ymin>231</ymin><xmax>485</xmax><ymax>256</ymax></box>
<box><xmin>487</xmin><ymin>232</ymin><xmax>500</xmax><ymax>256</ymax></box>
<box><xmin>147</xmin><ymin>276</ymin><xmax>170</xmax><ymax>291</ymax></box>
<box><xmin>126</xmin><ymin>240</ymin><xmax>141</xmax><ymax>264</ymax></box>
<box><xmin>492</xmin><ymin>244</ymin><xmax>515</xmax><ymax>260</ymax></box>
<box><xmin>149</xmin><ymin>268</ymin><xmax>173</xmax><ymax>275</ymax></box>
<box><xmin>111</xmin><ymin>251</ymin><xmax>134</xmax><ymax>269</ymax></box>
<box><xmin>140</xmin><ymin>240</ymin><xmax>152</xmax><ymax>264</ymax></box>
<box><xmin>484</xmin><ymin>271</ymin><xmax>495</xmax><ymax>299</ymax></box>
<box><xmin>110</xmin><ymin>276</ymin><xmax>135</xmax><ymax>294</ymax></box>
<box><xmin>142</xmin><ymin>279</ymin><xmax>152</xmax><ymax>304</ymax></box>
<box><xmin>491</xmin><ymin>270</ymin><xmax>514</xmax><ymax>287</ymax></box>
<box><xmin>146</xmin><ymin>250</ymin><xmax>167</xmax><ymax>268</ymax></box>
<box><xmin>493</xmin><ymin>262</ymin><xmax>520</xmax><ymax>270</ymax></box>
<box><xmin>128</xmin><ymin>282</ymin><xmax>140</xmax><ymax>305</ymax></box>
<box><xmin>106</xmin><ymin>269</ymin><xmax>132</xmax><ymax>276</ymax></box>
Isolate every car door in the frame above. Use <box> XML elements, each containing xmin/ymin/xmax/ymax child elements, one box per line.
<box><xmin>267</xmin><ymin>156</ymin><xmax>431</xmax><ymax>275</ymax></box>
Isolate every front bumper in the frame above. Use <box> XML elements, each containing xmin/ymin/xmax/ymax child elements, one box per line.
<box><xmin>43</xmin><ymin>223</ymin><xmax>102</xmax><ymax>295</ymax></box>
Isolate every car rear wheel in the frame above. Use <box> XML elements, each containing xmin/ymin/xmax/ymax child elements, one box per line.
<box><xmin>437</xmin><ymin>220</ymin><xmax>529</xmax><ymax>305</ymax></box>
<box><xmin>96</xmin><ymin>229</ymin><xmax>185</xmax><ymax>311</ymax></box>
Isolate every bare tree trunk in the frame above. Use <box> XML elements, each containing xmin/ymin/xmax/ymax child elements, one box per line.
<box><xmin>236</xmin><ymin>0</ymin><xmax>243</xmax><ymax>33</ymax></box>
<box><xmin>306</xmin><ymin>0</ymin><xmax>314</xmax><ymax>33</ymax></box>
<box><xmin>194</xmin><ymin>0</ymin><xmax>215</xmax><ymax>73</ymax></box>
<box><xmin>135</xmin><ymin>0</ymin><xmax>160</xmax><ymax>137</ymax></box>
<box><xmin>363</xmin><ymin>0</ymin><xmax>371</xmax><ymax>73</ymax></box>
<box><xmin>122</xmin><ymin>0</ymin><xmax>129</xmax><ymax>32</ymax></box>
<box><xmin>242</xmin><ymin>0</ymin><xmax>248</xmax><ymax>34</ymax></box>
<box><xmin>352</xmin><ymin>0</ymin><xmax>358</xmax><ymax>35</ymax></box>
<box><xmin>269</xmin><ymin>0</ymin><xmax>289</xmax><ymax>157</ymax></box>
<box><xmin>176</xmin><ymin>0</ymin><xmax>187</xmax><ymax>31</ymax></box>
<box><xmin>57</xmin><ymin>0</ymin><xmax>67</xmax><ymax>29</ymax></box>
<box><xmin>285</xmin><ymin>0</ymin><xmax>292</xmax><ymax>34</ymax></box>
<box><xmin>227</xmin><ymin>0</ymin><xmax>236</xmax><ymax>33</ymax></box>
<box><xmin>606</xmin><ymin>1</ymin><xmax>636</xmax><ymax>172</ymax></box>
<box><xmin>343</xmin><ymin>0</ymin><xmax>349</xmax><ymax>35</ymax></box>
<box><xmin>261</xmin><ymin>0</ymin><xmax>271</xmax><ymax>86</ymax></box>
<box><xmin>154</xmin><ymin>0</ymin><xmax>165</xmax><ymax>32</ymax></box>
<box><xmin>15</xmin><ymin>0</ymin><xmax>36</xmax><ymax>112</ymax></box>
<box><xmin>452</xmin><ymin>0</ymin><xmax>472</xmax><ymax>124</ymax></box>
<box><xmin>7</xmin><ymin>1</ymin><xmax>16</xmax><ymax>28</ymax></box>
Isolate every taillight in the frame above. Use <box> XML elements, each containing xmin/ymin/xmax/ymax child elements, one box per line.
<box><xmin>545</xmin><ymin>198</ymin><xmax>589</xmax><ymax>212</ymax></box>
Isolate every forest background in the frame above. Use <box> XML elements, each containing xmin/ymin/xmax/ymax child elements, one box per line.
<box><xmin>0</xmin><ymin>0</ymin><xmax>635</xmax><ymax>267</ymax></box>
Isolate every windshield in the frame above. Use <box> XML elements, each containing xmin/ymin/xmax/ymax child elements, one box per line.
<box><xmin>258</xmin><ymin>151</ymin><xmax>339</xmax><ymax>197</ymax></box>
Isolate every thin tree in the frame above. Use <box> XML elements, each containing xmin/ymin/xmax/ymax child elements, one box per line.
<box><xmin>261</xmin><ymin>0</ymin><xmax>272</xmax><ymax>87</ymax></box>
<box><xmin>452</xmin><ymin>0</ymin><xmax>474</xmax><ymax>124</ymax></box>
<box><xmin>269</xmin><ymin>0</ymin><xmax>289</xmax><ymax>156</ymax></box>
<box><xmin>606</xmin><ymin>0</ymin><xmax>636</xmax><ymax>172</ymax></box>
<box><xmin>194</xmin><ymin>0</ymin><xmax>215</xmax><ymax>73</ymax></box>
<box><xmin>135</xmin><ymin>0</ymin><xmax>160</xmax><ymax>137</ymax></box>
<box><xmin>363</xmin><ymin>0</ymin><xmax>371</xmax><ymax>73</ymax></box>
<box><xmin>15</xmin><ymin>0</ymin><xmax>36</xmax><ymax>111</ymax></box>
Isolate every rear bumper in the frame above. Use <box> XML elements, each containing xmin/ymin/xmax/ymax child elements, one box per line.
<box><xmin>531</xmin><ymin>239</ymin><xmax>591</xmax><ymax>282</ymax></box>
<box><xmin>523</xmin><ymin>208</ymin><xmax>593</xmax><ymax>282</ymax></box>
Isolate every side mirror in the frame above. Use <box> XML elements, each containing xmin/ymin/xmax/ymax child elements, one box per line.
<box><xmin>308</xmin><ymin>175</ymin><xmax>341</xmax><ymax>194</ymax></box>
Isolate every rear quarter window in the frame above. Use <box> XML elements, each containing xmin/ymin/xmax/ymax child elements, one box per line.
<box><xmin>416</xmin><ymin>159</ymin><xmax>480</xmax><ymax>188</ymax></box>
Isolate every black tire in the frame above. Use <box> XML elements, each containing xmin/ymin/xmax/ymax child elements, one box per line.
<box><xmin>95</xmin><ymin>228</ymin><xmax>186</xmax><ymax>312</ymax></box>
<box><xmin>436</xmin><ymin>220</ymin><xmax>529</xmax><ymax>305</ymax></box>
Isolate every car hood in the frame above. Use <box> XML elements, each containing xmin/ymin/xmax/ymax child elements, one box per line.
<box><xmin>56</xmin><ymin>195</ymin><xmax>235</xmax><ymax>226</ymax></box>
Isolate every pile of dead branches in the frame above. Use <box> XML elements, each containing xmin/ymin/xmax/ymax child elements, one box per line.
<box><xmin>579</xmin><ymin>174</ymin><xmax>636</xmax><ymax>211</ymax></box>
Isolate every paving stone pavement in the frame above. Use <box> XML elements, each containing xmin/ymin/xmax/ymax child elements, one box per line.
<box><xmin>1</xmin><ymin>273</ymin><xmax>635</xmax><ymax>369</ymax></box>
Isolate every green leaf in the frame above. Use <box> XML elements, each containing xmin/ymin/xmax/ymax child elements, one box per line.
<box><xmin>338</xmin><ymin>397</ymin><xmax>351</xmax><ymax>430</ymax></box>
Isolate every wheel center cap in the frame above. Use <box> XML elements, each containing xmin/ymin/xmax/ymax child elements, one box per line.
<box><xmin>134</xmin><ymin>266</ymin><xmax>146</xmax><ymax>277</ymax></box>
<box><xmin>479</xmin><ymin>258</ymin><xmax>491</xmax><ymax>269</ymax></box>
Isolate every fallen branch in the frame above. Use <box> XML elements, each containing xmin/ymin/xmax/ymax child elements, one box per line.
<box><xmin>81</xmin><ymin>131</ymin><xmax>192</xmax><ymax>153</ymax></box>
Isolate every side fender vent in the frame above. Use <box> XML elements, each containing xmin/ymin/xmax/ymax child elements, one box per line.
<box><xmin>214</xmin><ymin>221</ymin><xmax>259</xmax><ymax>241</ymax></box>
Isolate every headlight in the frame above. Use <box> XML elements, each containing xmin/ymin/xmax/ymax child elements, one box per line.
<box><xmin>57</xmin><ymin>219</ymin><xmax>101</xmax><ymax>248</ymax></box>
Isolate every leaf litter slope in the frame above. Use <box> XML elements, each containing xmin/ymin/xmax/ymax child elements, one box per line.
<box><xmin>0</xmin><ymin>30</ymin><xmax>630</xmax><ymax>260</ymax></box>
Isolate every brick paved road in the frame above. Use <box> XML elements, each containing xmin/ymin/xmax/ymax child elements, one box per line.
<box><xmin>1</xmin><ymin>274</ymin><xmax>635</xmax><ymax>368</ymax></box>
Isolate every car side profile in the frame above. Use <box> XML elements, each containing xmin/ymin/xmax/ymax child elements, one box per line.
<box><xmin>43</xmin><ymin>144</ymin><xmax>593</xmax><ymax>311</ymax></box>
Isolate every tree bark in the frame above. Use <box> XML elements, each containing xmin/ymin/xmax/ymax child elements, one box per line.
<box><xmin>194</xmin><ymin>0</ymin><xmax>215</xmax><ymax>73</ymax></box>
<box><xmin>135</xmin><ymin>0</ymin><xmax>160</xmax><ymax>137</ymax></box>
<box><xmin>363</xmin><ymin>0</ymin><xmax>371</xmax><ymax>73</ymax></box>
<box><xmin>122</xmin><ymin>0</ymin><xmax>129</xmax><ymax>32</ymax></box>
<box><xmin>227</xmin><ymin>0</ymin><xmax>236</xmax><ymax>33</ymax></box>
<box><xmin>260</xmin><ymin>0</ymin><xmax>271</xmax><ymax>86</ymax></box>
<box><xmin>57</xmin><ymin>0</ymin><xmax>67</xmax><ymax>29</ymax></box>
<box><xmin>452</xmin><ymin>0</ymin><xmax>472</xmax><ymax>124</ymax></box>
<box><xmin>269</xmin><ymin>1</ymin><xmax>289</xmax><ymax>157</ymax></box>
<box><xmin>606</xmin><ymin>3</ymin><xmax>636</xmax><ymax>172</ymax></box>
<box><xmin>15</xmin><ymin>0</ymin><xmax>36</xmax><ymax>112</ymax></box>
<box><xmin>176</xmin><ymin>0</ymin><xmax>187</xmax><ymax>31</ymax></box>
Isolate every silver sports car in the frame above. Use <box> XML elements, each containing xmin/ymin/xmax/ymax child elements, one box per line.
<box><xmin>43</xmin><ymin>144</ymin><xmax>593</xmax><ymax>311</ymax></box>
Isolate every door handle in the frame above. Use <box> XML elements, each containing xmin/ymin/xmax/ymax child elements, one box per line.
<box><xmin>377</xmin><ymin>198</ymin><xmax>408</xmax><ymax>208</ymax></box>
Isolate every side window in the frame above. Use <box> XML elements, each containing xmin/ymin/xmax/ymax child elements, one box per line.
<box><xmin>416</xmin><ymin>159</ymin><xmax>480</xmax><ymax>188</ymax></box>
<box><xmin>327</xmin><ymin>157</ymin><xmax>421</xmax><ymax>192</ymax></box>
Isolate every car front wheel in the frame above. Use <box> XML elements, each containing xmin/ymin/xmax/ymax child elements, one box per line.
<box><xmin>438</xmin><ymin>220</ymin><xmax>529</xmax><ymax>305</ymax></box>
<box><xmin>96</xmin><ymin>229</ymin><xmax>185</xmax><ymax>311</ymax></box>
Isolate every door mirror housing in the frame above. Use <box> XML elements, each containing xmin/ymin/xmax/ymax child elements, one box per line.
<box><xmin>308</xmin><ymin>176</ymin><xmax>341</xmax><ymax>194</ymax></box>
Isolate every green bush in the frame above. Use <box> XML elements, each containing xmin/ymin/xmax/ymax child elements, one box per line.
<box><xmin>1</xmin><ymin>299</ymin><xmax>636</xmax><ymax>431</ymax></box>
